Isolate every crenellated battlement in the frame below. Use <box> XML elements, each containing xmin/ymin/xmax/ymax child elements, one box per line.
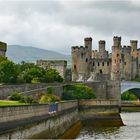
<box><xmin>99</xmin><ymin>40</ymin><xmax>105</xmax><ymax>44</ymax></box>
<box><xmin>84</xmin><ymin>37</ymin><xmax>92</xmax><ymax>41</ymax></box>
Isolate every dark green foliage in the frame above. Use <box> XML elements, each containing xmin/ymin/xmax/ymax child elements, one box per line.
<box><xmin>47</xmin><ymin>87</ymin><xmax>53</xmax><ymax>94</ymax></box>
<box><xmin>0</xmin><ymin>58</ymin><xmax>63</xmax><ymax>84</ymax></box>
<box><xmin>19</xmin><ymin>95</ymin><xmax>38</xmax><ymax>103</ymax></box>
<box><xmin>62</xmin><ymin>84</ymin><xmax>96</xmax><ymax>100</ymax></box>
<box><xmin>10</xmin><ymin>92</ymin><xmax>22</xmax><ymax>101</ymax></box>
<box><xmin>121</xmin><ymin>91</ymin><xmax>138</xmax><ymax>101</ymax></box>
<box><xmin>129</xmin><ymin>88</ymin><xmax>140</xmax><ymax>99</ymax></box>
<box><xmin>44</xmin><ymin>68</ymin><xmax>63</xmax><ymax>83</ymax></box>
<box><xmin>0</xmin><ymin>59</ymin><xmax>18</xmax><ymax>83</ymax></box>
<box><xmin>9</xmin><ymin>92</ymin><xmax>38</xmax><ymax>103</ymax></box>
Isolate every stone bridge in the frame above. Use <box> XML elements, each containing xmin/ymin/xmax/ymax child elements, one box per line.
<box><xmin>121</xmin><ymin>81</ymin><xmax>140</xmax><ymax>94</ymax></box>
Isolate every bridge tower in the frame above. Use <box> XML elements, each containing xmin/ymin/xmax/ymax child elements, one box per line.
<box><xmin>111</xmin><ymin>36</ymin><xmax>121</xmax><ymax>80</ymax></box>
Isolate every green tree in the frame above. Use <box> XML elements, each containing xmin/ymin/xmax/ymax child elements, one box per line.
<box><xmin>0</xmin><ymin>59</ymin><xmax>18</xmax><ymax>83</ymax></box>
<box><xmin>62</xmin><ymin>84</ymin><xmax>96</xmax><ymax>100</ymax></box>
<box><xmin>44</xmin><ymin>68</ymin><xmax>63</xmax><ymax>83</ymax></box>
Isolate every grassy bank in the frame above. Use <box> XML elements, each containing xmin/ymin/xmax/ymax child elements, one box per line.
<box><xmin>0</xmin><ymin>100</ymin><xmax>27</xmax><ymax>106</ymax></box>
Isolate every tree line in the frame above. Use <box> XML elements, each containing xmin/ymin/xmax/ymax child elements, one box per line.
<box><xmin>0</xmin><ymin>57</ymin><xmax>63</xmax><ymax>84</ymax></box>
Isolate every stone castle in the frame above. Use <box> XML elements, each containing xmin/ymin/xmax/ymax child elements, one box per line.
<box><xmin>71</xmin><ymin>36</ymin><xmax>140</xmax><ymax>82</ymax></box>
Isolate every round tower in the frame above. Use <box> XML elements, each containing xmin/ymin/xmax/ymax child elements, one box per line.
<box><xmin>111</xmin><ymin>36</ymin><xmax>121</xmax><ymax>80</ymax></box>
<box><xmin>130</xmin><ymin>40</ymin><xmax>138</xmax><ymax>59</ymax></box>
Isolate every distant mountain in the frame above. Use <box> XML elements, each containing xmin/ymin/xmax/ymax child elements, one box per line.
<box><xmin>7</xmin><ymin>45</ymin><xmax>71</xmax><ymax>66</ymax></box>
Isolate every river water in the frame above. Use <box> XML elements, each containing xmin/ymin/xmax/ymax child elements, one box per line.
<box><xmin>76</xmin><ymin>112</ymin><xmax>140</xmax><ymax>139</ymax></box>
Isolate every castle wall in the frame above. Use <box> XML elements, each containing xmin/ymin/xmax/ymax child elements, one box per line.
<box><xmin>91</xmin><ymin>58</ymin><xmax>111</xmax><ymax>76</ymax></box>
<box><xmin>36</xmin><ymin>60</ymin><xmax>67</xmax><ymax>79</ymax></box>
<box><xmin>92</xmin><ymin>50</ymin><xmax>98</xmax><ymax>58</ymax></box>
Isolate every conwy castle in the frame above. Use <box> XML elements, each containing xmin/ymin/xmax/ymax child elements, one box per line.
<box><xmin>71</xmin><ymin>36</ymin><xmax>140</xmax><ymax>82</ymax></box>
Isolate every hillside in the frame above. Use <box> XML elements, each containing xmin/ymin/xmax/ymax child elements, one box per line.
<box><xmin>7</xmin><ymin>45</ymin><xmax>71</xmax><ymax>65</ymax></box>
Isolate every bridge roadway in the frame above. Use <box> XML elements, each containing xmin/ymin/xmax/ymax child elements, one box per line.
<box><xmin>121</xmin><ymin>81</ymin><xmax>140</xmax><ymax>93</ymax></box>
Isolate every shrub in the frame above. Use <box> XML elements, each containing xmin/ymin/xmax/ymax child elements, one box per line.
<box><xmin>47</xmin><ymin>87</ymin><xmax>53</xmax><ymax>94</ymax></box>
<box><xmin>62</xmin><ymin>84</ymin><xmax>96</xmax><ymax>100</ymax></box>
<box><xmin>10</xmin><ymin>92</ymin><xmax>22</xmax><ymax>101</ymax></box>
<box><xmin>19</xmin><ymin>95</ymin><xmax>38</xmax><ymax>103</ymax></box>
<box><xmin>39</xmin><ymin>94</ymin><xmax>60</xmax><ymax>103</ymax></box>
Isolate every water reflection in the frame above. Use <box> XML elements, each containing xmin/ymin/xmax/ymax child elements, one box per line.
<box><xmin>76</xmin><ymin>112</ymin><xmax>140</xmax><ymax>139</ymax></box>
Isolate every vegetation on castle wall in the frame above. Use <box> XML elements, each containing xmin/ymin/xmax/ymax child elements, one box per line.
<box><xmin>0</xmin><ymin>58</ymin><xmax>63</xmax><ymax>84</ymax></box>
<box><xmin>62</xmin><ymin>84</ymin><xmax>96</xmax><ymax>100</ymax></box>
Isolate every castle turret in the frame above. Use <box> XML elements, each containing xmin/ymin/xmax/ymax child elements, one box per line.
<box><xmin>130</xmin><ymin>40</ymin><xmax>138</xmax><ymax>59</ymax></box>
<box><xmin>99</xmin><ymin>40</ymin><xmax>105</xmax><ymax>53</ymax></box>
<box><xmin>111</xmin><ymin>36</ymin><xmax>121</xmax><ymax>80</ymax></box>
<box><xmin>0</xmin><ymin>41</ymin><xmax>7</xmax><ymax>57</ymax></box>
<box><xmin>98</xmin><ymin>40</ymin><xmax>108</xmax><ymax>58</ymax></box>
<box><xmin>84</xmin><ymin>37</ymin><xmax>92</xmax><ymax>58</ymax></box>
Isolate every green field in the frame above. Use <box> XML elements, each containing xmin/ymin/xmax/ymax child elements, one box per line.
<box><xmin>0</xmin><ymin>100</ymin><xmax>27</xmax><ymax>106</ymax></box>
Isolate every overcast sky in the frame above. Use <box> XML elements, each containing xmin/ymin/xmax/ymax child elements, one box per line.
<box><xmin>0</xmin><ymin>0</ymin><xmax>140</xmax><ymax>54</ymax></box>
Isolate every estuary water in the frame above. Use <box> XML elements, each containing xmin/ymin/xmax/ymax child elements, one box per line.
<box><xmin>76</xmin><ymin>112</ymin><xmax>140</xmax><ymax>140</ymax></box>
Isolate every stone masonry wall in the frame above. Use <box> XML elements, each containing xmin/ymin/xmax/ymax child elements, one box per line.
<box><xmin>0</xmin><ymin>100</ymin><xmax>79</xmax><ymax>139</ymax></box>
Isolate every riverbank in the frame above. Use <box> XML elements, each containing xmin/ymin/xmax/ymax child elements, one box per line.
<box><xmin>121</xmin><ymin>101</ymin><xmax>140</xmax><ymax>112</ymax></box>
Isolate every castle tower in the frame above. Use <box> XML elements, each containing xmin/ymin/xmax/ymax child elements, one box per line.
<box><xmin>130</xmin><ymin>40</ymin><xmax>138</xmax><ymax>59</ymax></box>
<box><xmin>130</xmin><ymin>40</ymin><xmax>138</xmax><ymax>79</ymax></box>
<box><xmin>84</xmin><ymin>37</ymin><xmax>92</xmax><ymax>59</ymax></box>
<box><xmin>71</xmin><ymin>46</ymin><xmax>79</xmax><ymax>81</ymax></box>
<box><xmin>111</xmin><ymin>36</ymin><xmax>121</xmax><ymax>80</ymax></box>
<box><xmin>0</xmin><ymin>41</ymin><xmax>7</xmax><ymax>57</ymax></box>
<box><xmin>122</xmin><ymin>46</ymin><xmax>132</xmax><ymax>80</ymax></box>
<box><xmin>98</xmin><ymin>40</ymin><xmax>108</xmax><ymax>58</ymax></box>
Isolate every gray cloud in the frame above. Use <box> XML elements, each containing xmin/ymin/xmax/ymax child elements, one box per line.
<box><xmin>0</xmin><ymin>0</ymin><xmax>139</xmax><ymax>54</ymax></box>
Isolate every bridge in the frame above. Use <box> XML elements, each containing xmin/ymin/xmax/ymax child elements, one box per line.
<box><xmin>121</xmin><ymin>81</ymin><xmax>140</xmax><ymax>94</ymax></box>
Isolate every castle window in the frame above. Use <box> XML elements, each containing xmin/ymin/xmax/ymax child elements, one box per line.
<box><xmin>102</xmin><ymin>62</ymin><xmax>104</xmax><ymax>66</ymax></box>
<box><xmin>98</xmin><ymin>62</ymin><xmax>100</xmax><ymax>66</ymax></box>
<box><xmin>86</xmin><ymin>58</ymin><xmax>88</xmax><ymax>62</ymax></box>
<box><xmin>117</xmin><ymin>54</ymin><xmax>119</xmax><ymax>57</ymax></box>
<box><xmin>107</xmin><ymin>62</ymin><xmax>109</xmax><ymax>66</ymax></box>
<box><xmin>100</xmin><ymin>69</ymin><xmax>103</xmax><ymax>74</ymax></box>
<box><xmin>74</xmin><ymin>65</ymin><xmax>76</xmax><ymax>70</ymax></box>
<box><xmin>93</xmin><ymin>62</ymin><xmax>95</xmax><ymax>66</ymax></box>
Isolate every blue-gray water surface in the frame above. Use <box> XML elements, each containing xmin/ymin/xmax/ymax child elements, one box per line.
<box><xmin>76</xmin><ymin>112</ymin><xmax>140</xmax><ymax>139</ymax></box>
